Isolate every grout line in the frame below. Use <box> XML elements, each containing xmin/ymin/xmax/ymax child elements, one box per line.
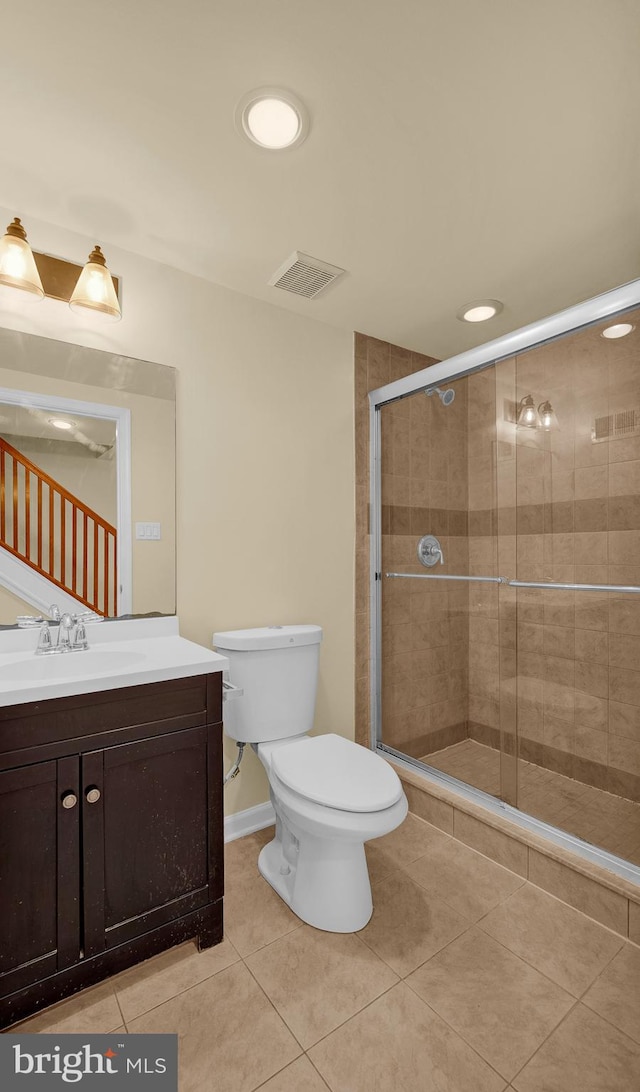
<box><xmin>298</xmin><ymin>979</ymin><xmax>401</xmax><ymax>1054</ymax></box>
<box><xmin>240</xmin><ymin>955</ymin><xmax>307</xmax><ymax>1054</ymax></box>
<box><xmin>401</xmin><ymin>974</ymin><xmax>514</xmax><ymax>1087</ymax></box>
<box><xmin>506</xmin><ymin>997</ymin><xmax>583</xmax><ymax>1086</ymax></box>
<box><xmin>111</xmin><ymin>949</ymin><xmax>242</xmax><ymax>1027</ymax></box>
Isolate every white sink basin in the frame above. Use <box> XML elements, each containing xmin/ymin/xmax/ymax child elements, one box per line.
<box><xmin>0</xmin><ymin>649</ymin><xmax>147</xmax><ymax>683</ymax></box>
<box><xmin>0</xmin><ymin>618</ymin><xmax>228</xmax><ymax>707</ymax></box>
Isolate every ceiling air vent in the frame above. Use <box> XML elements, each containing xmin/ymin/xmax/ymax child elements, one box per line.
<box><xmin>268</xmin><ymin>251</ymin><xmax>345</xmax><ymax>299</ymax></box>
<box><xmin>592</xmin><ymin>409</ymin><xmax>640</xmax><ymax>443</ymax></box>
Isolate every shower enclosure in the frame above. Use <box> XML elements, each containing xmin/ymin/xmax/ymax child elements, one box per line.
<box><xmin>369</xmin><ymin>281</ymin><xmax>640</xmax><ymax>882</ymax></box>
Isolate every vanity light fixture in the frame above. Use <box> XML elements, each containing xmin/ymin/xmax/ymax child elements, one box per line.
<box><xmin>236</xmin><ymin>87</ymin><xmax>310</xmax><ymax>150</ymax></box>
<box><xmin>0</xmin><ymin>217</ymin><xmax>121</xmax><ymax>320</ymax></box>
<box><xmin>601</xmin><ymin>322</ymin><xmax>635</xmax><ymax>339</ymax></box>
<box><xmin>0</xmin><ymin>218</ymin><xmax>45</xmax><ymax>298</ymax></box>
<box><xmin>457</xmin><ymin>299</ymin><xmax>504</xmax><ymax>323</ymax></box>
<box><xmin>69</xmin><ymin>246</ymin><xmax>121</xmax><ymax>321</ymax></box>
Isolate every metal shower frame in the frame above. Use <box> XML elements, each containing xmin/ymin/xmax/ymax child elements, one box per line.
<box><xmin>367</xmin><ymin>277</ymin><xmax>640</xmax><ymax>885</ymax></box>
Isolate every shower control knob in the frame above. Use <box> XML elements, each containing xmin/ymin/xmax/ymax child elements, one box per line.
<box><xmin>417</xmin><ymin>534</ymin><xmax>444</xmax><ymax>568</ymax></box>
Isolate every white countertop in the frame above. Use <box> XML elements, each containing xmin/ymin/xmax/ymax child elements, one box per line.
<box><xmin>0</xmin><ymin>616</ymin><xmax>228</xmax><ymax>707</ymax></box>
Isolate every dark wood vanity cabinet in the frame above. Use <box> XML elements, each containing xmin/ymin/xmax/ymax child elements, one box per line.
<box><xmin>0</xmin><ymin>671</ymin><xmax>223</xmax><ymax>1028</ymax></box>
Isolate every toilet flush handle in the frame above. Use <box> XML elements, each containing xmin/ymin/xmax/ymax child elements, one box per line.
<box><xmin>223</xmin><ymin>679</ymin><xmax>244</xmax><ymax>701</ymax></box>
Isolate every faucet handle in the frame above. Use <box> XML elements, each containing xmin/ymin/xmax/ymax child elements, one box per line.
<box><xmin>36</xmin><ymin>621</ymin><xmax>53</xmax><ymax>655</ymax></box>
<box><xmin>73</xmin><ymin>620</ymin><xmax>89</xmax><ymax>651</ymax></box>
<box><xmin>58</xmin><ymin>613</ymin><xmax>74</xmax><ymax>651</ymax></box>
<box><xmin>49</xmin><ymin>603</ymin><xmax>61</xmax><ymax>622</ymax></box>
<box><xmin>417</xmin><ymin>534</ymin><xmax>445</xmax><ymax>568</ymax></box>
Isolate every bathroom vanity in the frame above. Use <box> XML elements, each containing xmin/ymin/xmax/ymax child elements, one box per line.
<box><xmin>0</xmin><ymin>618</ymin><xmax>227</xmax><ymax>1028</ymax></box>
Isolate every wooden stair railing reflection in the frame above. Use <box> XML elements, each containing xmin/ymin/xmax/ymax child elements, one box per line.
<box><xmin>0</xmin><ymin>436</ymin><xmax>117</xmax><ymax>617</ymax></box>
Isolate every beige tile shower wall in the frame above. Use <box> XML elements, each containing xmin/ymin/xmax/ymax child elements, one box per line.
<box><xmin>355</xmin><ymin>334</ymin><xmax>469</xmax><ymax>759</ymax></box>
<box><xmin>467</xmin><ymin>314</ymin><xmax>640</xmax><ymax>805</ymax></box>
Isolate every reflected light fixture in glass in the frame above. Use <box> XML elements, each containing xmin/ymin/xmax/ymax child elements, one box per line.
<box><xmin>69</xmin><ymin>246</ymin><xmax>121</xmax><ymax>321</ymax></box>
<box><xmin>517</xmin><ymin>394</ymin><xmax>538</xmax><ymax>428</ymax></box>
<box><xmin>601</xmin><ymin>322</ymin><xmax>635</xmax><ymax>339</ymax></box>
<box><xmin>457</xmin><ymin>299</ymin><xmax>504</xmax><ymax>322</ymax></box>
<box><xmin>538</xmin><ymin>400</ymin><xmax>555</xmax><ymax>431</ymax></box>
<box><xmin>0</xmin><ymin>218</ymin><xmax>44</xmax><ymax>298</ymax></box>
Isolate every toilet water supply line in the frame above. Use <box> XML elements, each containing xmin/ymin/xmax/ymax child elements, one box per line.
<box><xmin>222</xmin><ymin>677</ymin><xmax>247</xmax><ymax>785</ymax></box>
<box><xmin>224</xmin><ymin>741</ymin><xmax>246</xmax><ymax>785</ymax></box>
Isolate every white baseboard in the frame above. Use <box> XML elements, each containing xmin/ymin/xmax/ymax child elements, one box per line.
<box><xmin>224</xmin><ymin>801</ymin><xmax>275</xmax><ymax>843</ymax></box>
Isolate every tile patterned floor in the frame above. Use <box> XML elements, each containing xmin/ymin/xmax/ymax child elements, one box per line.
<box><xmin>424</xmin><ymin>738</ymin><xmax>640</xmax><ymax>866</ymax></box>
<box><xmin>10</xmin><ymin>815</ymin><xmax>640</xmax><ymax>1091</ymax></box>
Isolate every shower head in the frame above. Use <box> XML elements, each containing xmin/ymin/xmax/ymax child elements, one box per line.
<box><xmin>426</xmin><ymin>386</ymin><xmax>455</xmax><ymax>406</ymax></box>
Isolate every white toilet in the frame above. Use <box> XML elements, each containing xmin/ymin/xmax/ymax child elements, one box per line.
<box><xmin>213</xmin><ymin>624</ymin><xmax>408</xmax><ymax>932</ymax></box>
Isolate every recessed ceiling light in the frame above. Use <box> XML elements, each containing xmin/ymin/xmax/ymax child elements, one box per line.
<box><xmin>601</xmin><ymin>322</ymin><xmax>635</xmax><ymax>340</ymax></box>
<box><xmin>236</xmin><ymin>87</ymin><xmax>309</xmax><ymax>150</ymax></box>
<box><xmin>457</xmin><ymin>299</ymin><xmax>504</xmax><ymax>323</ymax></box>
<box><xmin>48</xmin><ymin>418</ymin><xmax>75</xmax><ymax>430</ymax></box>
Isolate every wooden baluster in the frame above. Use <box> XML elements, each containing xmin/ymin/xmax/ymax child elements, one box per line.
<box><xmin>25</xmin><ymin>471</ymin><xmax>31</xmax><ymax>561</ymax></box>
<box><xmin>83</xmin><ymin>513</ymin><xmax>88</xmax><ymax>601</ymax></box>
<box><xmin>60</xmin><ymin>495</ymin><xmax>66</xmax><ymax>589</ymax></box>
<box><xmin>0</xmin><ymin>447</ymin><xmax>5</xmax><ymax>543</ymax></box>
<box><xmin>37</xmin><ymin>477</ymin><xmax>43</xmax><ymax>569</ymax></box>
<box><xmin>93</xmin><ymin>518</ymin><xmax>99</xmax><ymax>611</ymax></box>
<box><xmin>72</xmin><ymin>506</ymin><xmax>77</xmax><ymax>596</ymax></box>
<box><xmin>48</xmin><ymin>486</ymin><xmax>54</xmax><ymax>576</ymax></box>
<box><xmin>12</xmin><ymin>456</ymin><xmax>18</xmax><ymax>550</ymax></box>
<box><xmin>103</xmin><ymin>527</ymin><xmax>109</xmax><ymax>617</ymax></box>
<box><xmin>113</xmin><ymin>538</ymin><xmax>118</xmax><ymax>616</ymax></box>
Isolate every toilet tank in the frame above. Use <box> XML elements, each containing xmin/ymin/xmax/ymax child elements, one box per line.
<box><xmin>213</xmin><ymin>625</ymin><xmax>322</xmax><ymax>743</ymax></box>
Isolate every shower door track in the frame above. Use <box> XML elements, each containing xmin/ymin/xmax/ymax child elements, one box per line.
<box><xmin>376</xmin><ymin>741</ymin><xmax>640</xmax><ymax>888</ymax></box>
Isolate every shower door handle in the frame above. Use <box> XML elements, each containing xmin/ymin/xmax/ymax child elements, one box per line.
<box><xmin>386</xmin><ymin>572</ymin><xmax>507</xmax><ymax>584</ymax></box>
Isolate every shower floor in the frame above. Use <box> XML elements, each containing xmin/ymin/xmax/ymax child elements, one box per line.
<box><xmin>422</xmin><ymin>738</ymin><xmax>640</xmax><ymax>868</ymax></box>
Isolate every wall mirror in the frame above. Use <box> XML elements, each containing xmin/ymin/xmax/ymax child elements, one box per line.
<box><xmin>0</xmin><ymin>326</ymin><xmax>175</xmax><ymax>624</ymax></box>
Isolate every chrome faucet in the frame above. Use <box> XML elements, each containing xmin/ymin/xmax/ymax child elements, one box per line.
<box><xmin>33</xmin><ymin>604</ymin><xmax>100</xmax><ymax>655</ymax></box>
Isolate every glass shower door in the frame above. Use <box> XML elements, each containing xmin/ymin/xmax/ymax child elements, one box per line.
<box><xmin>378</xmin><ymin>363</ymin><xmax>518</xmax><ymax>805</ymax></box>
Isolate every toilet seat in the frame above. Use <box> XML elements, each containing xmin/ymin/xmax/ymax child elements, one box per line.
<box><xmin>270</xmin><ymin>733</ymin><xmax>403</xmax><ymax>813</ymax></box>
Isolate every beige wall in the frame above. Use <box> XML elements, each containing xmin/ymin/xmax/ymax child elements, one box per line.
<box><xmin>0</xmin><ymin>206</ymin><xmax>355</xmax><ymax>817</ymax></box>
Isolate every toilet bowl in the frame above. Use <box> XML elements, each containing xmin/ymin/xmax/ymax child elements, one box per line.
<box><xmin>257</xmin><ymin>733</ymin><xmax>408</xmax><ymax>931</ymax></box>
<box><xmin>213</xmin><ymin>625</ymin><xmax>408</xmax><ymax>932</ymax></box>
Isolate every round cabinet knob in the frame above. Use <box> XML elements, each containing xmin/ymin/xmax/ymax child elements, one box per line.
<box><xmin>85</xmin><ymin>787</ymin><xmax>101</xmax><ymax>805</ymax></box>
<box><xmin>61</xmin><ymin>792</ymin><xmax>77</xmax><ymax>810</ymax></box>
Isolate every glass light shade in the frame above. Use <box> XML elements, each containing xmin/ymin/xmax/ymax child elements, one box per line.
<box><xmin>0</xmin><ymin>218</ymin><xmax>44</xmax><ymax>298</ymax></box>
<box><xmin>69</xmin><ymin>246</ymin><xmax>121</xmax><ymax>321</ymax></box>
<box><xmin>517</xmin><ymin>395</ymin><xmax>538</xmax><ymax>428</ymax></box>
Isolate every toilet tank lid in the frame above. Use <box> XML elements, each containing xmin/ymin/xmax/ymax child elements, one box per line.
<box><xmin>213</xmin><ymin>624</ymin><xmax>322</xmax><ymax>651</ymax></box>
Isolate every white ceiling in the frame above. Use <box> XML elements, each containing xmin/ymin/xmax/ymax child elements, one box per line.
<box><xmin>2</xmin><ymin>0</ymin><xmax>639</xmax><ymax>359</ymax></box>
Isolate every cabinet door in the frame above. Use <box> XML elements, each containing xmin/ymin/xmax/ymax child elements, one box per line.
<box><xmin>0</xmin><ymin>757</ymin><xmax>80</xmax><ymax>997</ymax></box>
<box><xmin>82</xmin><ymin>726</ymin><xmax>212</xmax><ymax>954</ymax></box>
